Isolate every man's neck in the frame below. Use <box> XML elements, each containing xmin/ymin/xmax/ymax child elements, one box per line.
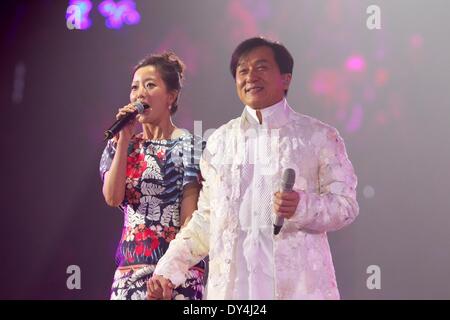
<box><xmin>246</xmin><ymin>98</ymin><xmax>285</xmax><ymax>125</ymax></box>
<box><xmin>256</xmin><ymin>110</ymin><xmax>262</xmax><ymax>124</ymax></box>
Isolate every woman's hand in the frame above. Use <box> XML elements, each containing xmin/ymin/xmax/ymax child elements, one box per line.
<box><xmin>113</xmin><ymin>103</ymin><xmax>138</xmax><ymax>143</ymax></box>
<box><xmin>147</xmin><ymin>275</ymin><xmax>174</xmax><ymax>300</ymax></box>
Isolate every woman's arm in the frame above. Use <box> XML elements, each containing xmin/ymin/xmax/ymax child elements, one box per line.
<box><xmin>102</xmin><ymin>138</ymin><xmax>130</xmax><ymax>207</ymax></box>
<box><xmin>179</xmin><ymin>182</ymin><xmax>201</xmax><ymax>227</ymax></box>
<box><xmin>152</xmin><ymin>156</ymin><xmax>212</xmax><ymax>288</ymax></box>
<box><xmin>102</xmin><ymin>104</ymin><xmax>137</xmax><ymax>207</ymax></box>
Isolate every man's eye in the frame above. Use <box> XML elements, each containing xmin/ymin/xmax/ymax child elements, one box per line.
<box><xmin>131</xmin><ymin>85</ymin><xmax>138</xmax><ymax>90</ymax></box>
<box><xmin>146</xmin><ymin>83</ymin><xmax>155</xmax><ymax>88</ymax></box>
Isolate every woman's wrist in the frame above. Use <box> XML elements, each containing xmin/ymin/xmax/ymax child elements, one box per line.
<box><xmin>117</xmin><ymin>135</ymin><xmax>131</xmax><ymax>148</ymax></box>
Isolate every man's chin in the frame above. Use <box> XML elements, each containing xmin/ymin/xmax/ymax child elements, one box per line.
<box><xmin>245</xmin><ymin>101</ymin><xmax>271</xmax><ymax>110</ymax></box>
<box><xmin>243</xmin><ymin>98</ymin><xmax>264</xmax><ymax>109</ymax></box>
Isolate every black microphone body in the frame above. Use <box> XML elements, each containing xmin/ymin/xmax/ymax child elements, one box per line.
<box><xmin>104</xmin><ymin>102</ymin><xmax>149</xmax><ymax>141</ymax></box>
<box><xmin>274</xmin><ymin>168</ymin><xmax>296</xmax><ymax>235</ymax></box>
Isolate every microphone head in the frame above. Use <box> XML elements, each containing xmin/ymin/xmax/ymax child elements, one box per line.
<box><xmin>281</xmin><ymin>168</ymin><xmax>296</xmax><ymax>191</ymax></box>
<box><xmin>134</xmin><ymin>101</ymin><xmax>150</xmax><ymax>113</ymax></box>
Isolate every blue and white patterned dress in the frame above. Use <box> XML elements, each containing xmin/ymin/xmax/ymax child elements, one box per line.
<box><xmin>100</xmin><ymin>131</ymin><xmax>205</xmax><ymax>300</ymax></box>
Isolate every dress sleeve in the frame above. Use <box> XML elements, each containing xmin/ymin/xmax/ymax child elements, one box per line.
<box><xmin>181</xmin><ymin>134</ymin><xmax>205</xmax><ymax>188</ymax></box>
<box><xmin>99</xmin><ymin>139</ymin><xmax>117</xmax><ymax>182</ymax></box>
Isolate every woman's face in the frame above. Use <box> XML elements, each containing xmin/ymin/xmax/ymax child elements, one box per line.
<box><xmin>130</xmin><ymin>65</ymin><xmax>176</xmax><ymax>124</ymax></box>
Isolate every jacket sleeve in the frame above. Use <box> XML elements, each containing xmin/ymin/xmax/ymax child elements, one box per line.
<box><xmin>153</xmin><ymin>155</ymin><xmax>212</xmax><ymax>287</ymax></box>
<box><xmin>286</xmin><ymin>127</ymin><xmax>359</xmax><ymax>233</ymax></box>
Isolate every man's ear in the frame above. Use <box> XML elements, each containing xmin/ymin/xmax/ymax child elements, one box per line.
<box><xmin>282</xmin><ymin>74</ymin><xmax>292</xmax><ymax>89</ymax></box>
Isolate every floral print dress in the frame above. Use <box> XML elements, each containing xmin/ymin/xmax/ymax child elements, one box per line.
<box><xmin>100</xmin><ymin>132</ymin><xmax>205</xmax><ymax>300</ymax></box>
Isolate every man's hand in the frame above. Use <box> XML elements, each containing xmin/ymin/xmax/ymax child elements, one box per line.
<box><xmin>147</xmin><ymin>275</ymin><xmax>174</xmax><ymax>300</ymax></box>
<box><xmin>273</xmin><ymin>191</ymin><xmax>300</xmax><ymax>219</ymax></box>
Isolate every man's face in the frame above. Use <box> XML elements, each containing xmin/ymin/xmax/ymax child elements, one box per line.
<box><xmin>235</xmin><ymin>46</ymin><xmax>291</xmax><ymax>109</ymax></box>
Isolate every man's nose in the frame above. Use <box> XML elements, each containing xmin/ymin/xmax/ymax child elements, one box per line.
<box><xmin>246</xmin><ymin>68</ymin><xmax>259</xmax><ymax>82</ymax></box>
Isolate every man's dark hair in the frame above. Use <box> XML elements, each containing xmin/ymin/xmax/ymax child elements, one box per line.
<box><xmin>230</xmin><ymin>36</ymin><xmax>294</xmax><ymax>82</ymax></box>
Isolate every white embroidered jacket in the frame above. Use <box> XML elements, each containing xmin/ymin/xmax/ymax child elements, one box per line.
<box><xmin>154</xmin><ymin>102</ymin><xmax>359</xmax><ymax>299</ymax></box>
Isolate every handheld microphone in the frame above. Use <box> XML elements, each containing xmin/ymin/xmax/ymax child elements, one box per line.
<box><xmin>104</xmin><ymin>101</ymin><xmax>149</xmax><ymax>141</ymax></box>
<box><xmin>274</xmin><ymin>168</ymin><xmax>296</xmax><ymax>235</ymax></box>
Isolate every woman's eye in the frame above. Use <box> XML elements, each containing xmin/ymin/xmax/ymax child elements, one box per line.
<box><xmin>146</xmin><ymin>83</ymin><xmax>155</xmax><ymax>88</ymax></box>
<box><xmin>131</xmin><ymin>85</ymin><xmax>138</xmax><ymax>90</ymax></box>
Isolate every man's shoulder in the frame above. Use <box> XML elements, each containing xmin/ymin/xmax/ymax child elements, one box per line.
<box><xmin>290</xmin><ymin>110</ymin><xmax>340</xmax><ymax>135</ymax></box>
<box><xmin>200</xmin><ymin>116</ymin><xmax>241</xmax><ymax>157</ymax></box>
<box><xmin>208</xmin><ymin>116</ymin><xmax>241</xmax><ymax>140</ymax></box>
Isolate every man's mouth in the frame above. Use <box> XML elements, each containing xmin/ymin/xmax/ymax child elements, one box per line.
<box><xmin>245</xmin><ymin>86</ymin><xmax>263</xmax><ymax>94</ymax></box>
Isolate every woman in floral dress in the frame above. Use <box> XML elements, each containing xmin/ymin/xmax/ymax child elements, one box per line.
<box><xmin>99</xmin><ymin>52</ymin><xmax>205</xmax><ymax>300</ymax></box>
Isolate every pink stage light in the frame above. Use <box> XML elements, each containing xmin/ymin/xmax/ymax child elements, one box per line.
<box><xmin>345</xmin><ymin>104</ymin><xmax>363</xmax><ymax>133</ymax></box>
<box><xmin>345</xmin><ymin>55</ymin><xmax>366</xmax><ymax>72</ymax></box>
<box><xmin>410</xmin><ymin>34</ymin><xmax>424</xmax><ymax>49</ymax></box>
<box><xmin>98</xmin><ymin>0</ymin><xmax>140</xmax><ymax>29</ymax></box>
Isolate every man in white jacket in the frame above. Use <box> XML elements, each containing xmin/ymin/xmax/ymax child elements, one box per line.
<box><xmin>147</xmin><ymin>37</ymin><xmax>359</xmax><ymax>300</ymax></box>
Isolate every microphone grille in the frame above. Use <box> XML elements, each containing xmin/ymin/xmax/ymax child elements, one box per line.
<box><xmin>134</xmin><ymin>101</ymin><xmax>149</xmax><ymax>113</ymax></box>
<box><xmin>282</xmin><ymin>168</ymin><xmax>296</xmax><ymax>189</ymax></box>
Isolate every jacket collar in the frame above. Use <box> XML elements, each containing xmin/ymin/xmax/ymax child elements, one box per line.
<box><xmin>239</xmin><ymin>98</ymin><xmax>293</xmax><ymax>130</ymax></box>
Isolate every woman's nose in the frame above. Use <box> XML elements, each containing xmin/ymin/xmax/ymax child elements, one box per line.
<box><xmin>131</xmin><ymin>93</ymin><xmax>145</xmax><ymax>103</ymax></box>
<box><xmin>136</xmin><ymin>86</ymin><xmax>146</xmax><ymax>100</ymax></box>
